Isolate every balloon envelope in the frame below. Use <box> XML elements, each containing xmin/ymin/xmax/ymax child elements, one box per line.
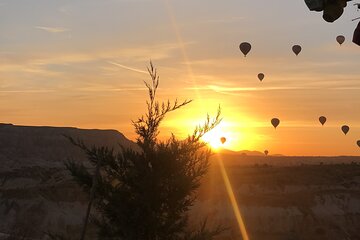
<box><xmin>353</xmin><ymin>22</ymin><xmax>360</xmax><ymax>46</ymax></box>
<box><xmin>271</xmin><ymin>118</ymin><xmax>280</xmax><ymax>129</ymax></box>
<box><xmin>264</xmin><ymin>150</ymin><xmax>269</xmax><ymax>156</ymax></box>
<box><xmin>258</xmin><ymin>73</ymin><xmax>265</xmax><ymax>81</ymax></box>
<box><xmin>239</xmin><ymin>42</ymin><xmax>251</xmax><ymax>57</ymax></box>
<box><xmin>341</xmin><ymin>125</ymin><xmax>349</xmax><ymax>135</ymax></box>
<box><xmin>336</xmin><ymin>35</ymin><xmax>345</xmax><ymax>45</ymax></box>
<box><xmin>292</xmin><ymin>45</ymin><xmax>302</xmax><ymax>56</ymax></box>
<box><xmin>319</xmin><ymin>116</ymin><xmax>327</xmax><ymax>126</ymax></box>
<box><xmin>220</xmin><ymin>137</ymin><xmax>226</xmax><ymax>144</ymax></box>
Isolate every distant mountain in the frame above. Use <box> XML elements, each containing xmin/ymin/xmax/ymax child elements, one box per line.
<box><xmin>216</xmin><ymin>149</ymin><xmax>265</xmax><ymax>156</ymax></box>
<box><xmin>237</xmin><ymin>150</ymin><xmax>265</xmax><ymax>156</ymax></box>
<box><xmin>0</xmin><ymin>123</ymin><xmax>138</xmax><ymax>169</ymax></box>
<box><xmin>214</xmin><ymin>148</ymin><xmax>239</xmax><ymax>155</ymax></box>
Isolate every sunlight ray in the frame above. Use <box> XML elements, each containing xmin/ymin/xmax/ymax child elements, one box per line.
<box><xmin>162</xmin><ymin>0</ymin><xmax>201</xmax><ymax>100</ymax></box>
<box><xmin>216</xmin><ymin>154</ymin><xmax>250</xmax><ymax>240</ymax></box>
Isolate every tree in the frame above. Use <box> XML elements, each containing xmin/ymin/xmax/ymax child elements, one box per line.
<box><xmin>304</xmin><ymin>0</ymin><xmax>352</xmax><ymax>22</ymax></box>
<box><xmin>304</xmin><ymin>0</ymin><xmax>360</xmax><ymax>45</ymax></box>
<box><xmin>66</xmin><ymin>62</ymin><xmax>223</xmax><ymax>240</ymax></box>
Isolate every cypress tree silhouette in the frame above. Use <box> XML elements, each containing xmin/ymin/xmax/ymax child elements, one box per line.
<box><xmin>66</xmin><ymin>62</ymin><xmax>223</xmax><ymax>240</ymax></box>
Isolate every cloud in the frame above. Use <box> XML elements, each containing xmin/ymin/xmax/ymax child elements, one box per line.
<box><xmin>76</xmin><ymin>84</ymin><xmax>147</xmax><ymax>92</ymax></box>
<box><xmin>108</xmin><ymin>61</ymin><xmax>148</xmax><ymax>74</ymax></box>
<box><xmin>0</xmin><ymin>89</ymin><xmax>55</xmax><ymax>93</ymax></box>
<box><xmin>35</xmin><ymin>26</ymin><xmax>69</xmax><ymax>33</ymax></box>
<box><xmin>187</xmin><ymin>85</ymin><xmax>309</xmax><ymax>93</ymax></box>
<box><xmin>202</xmin><ymin>17</ymin><xmax>245</xmax><ymax>24</ymax></box>
<box><xmin>0</xmin><ymin>86</ymin><xmax>147</xmax><ymax>94</ymax></box>
<box><xmin>0</xmin><ymin>41</ymin><xmax>186</xmax><ymax>68</ymax></box>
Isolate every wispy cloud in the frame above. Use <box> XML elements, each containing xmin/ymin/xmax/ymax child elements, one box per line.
<box><xmin>76</xmin><ymin>86</ymin><xmax>147</xmax><ymax>92</ymax></box>
<box><xmin>0</xmin><ymin>86</ymin><xmax>147</xmax><ymax>94</ymax></box>
<box><xmin>203</xmin><ymin>16</ymin><xmax>245</xmax><ymax>24</ymax></box>
<box><xmin>35</xmin><ymin>26</ymin><xmax>69</xmax><ymax>33</ymax></box>
<box><xmin>0</xmin><ymin>42</ymin><xmax>185</xmax><ymax>68</ymax></box>
<box><xmin>187</xmin><ymin>85</ymin><xmax>309</xmax><ymax>93</ymax></box>
<box><xmin>0</xmin><ymin>89</ymin><xmax>55</xmax><ymax>93</ymax></box>
<box><xmin>108</xmin><ymin>61</ymin><xmax>148</xmax><ymax>74</ymax></box>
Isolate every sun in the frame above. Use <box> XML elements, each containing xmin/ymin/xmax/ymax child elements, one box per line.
<box><xmin>201</xmin><ymin>126</ymin><xmax>229</xmax><ymax>150</ymax></box>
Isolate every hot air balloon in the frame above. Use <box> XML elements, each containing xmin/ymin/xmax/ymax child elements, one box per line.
<box><xmin>357</xmin><ymin>140</ymin><xmax>360</xmax><ymax>148</ymax></box>
<box><xmin>336</xmin><ymin>35</ymin><xmax>345</xmax><ymax>45</ymax></box>
<box><xmin>264</xmin><ymin>150</ymin><xmax>269</xmax><ymax>156</ymax></box>
<box><xmin>292</xmin><ymin>45</ymin><xmax>302</xmax><ymax>56</ymax></box>
<box><xmin>271</xmin><ymin>118</ymin><xmax>280</xmax><ymax>129</ymax></box>
<box><xmin>239</xmin><ymin>42</ymin><xmax>251</xmax><ymax>57</ymax></box>
<box><xmin>319</xmin><ymin>116</ymin><xmax>327</xmax><ymax>126</ymax></box>
<box><xmin>341</xmin><ymin>125</ymin><xmax>349</xmax><ymax>135</ymax></box>
<box><xmin>353</xmin><ymin>21</ymin><xmax>360</xmax><ymax>46</ymax></box>
<box><xmin>220</xmin><ymin>137</ymin><xmax>226</xmax><ymax>144</ymax></box>
<box><xmin>258</xmin><ymin>73</ymin><xmax>265</xmax><ymax>81</ymax></box>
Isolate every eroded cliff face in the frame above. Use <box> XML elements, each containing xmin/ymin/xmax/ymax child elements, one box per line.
<box><xmin>0</xmin><ymin>124</ymin><xmax>359</xmax><ymax>240</ymax></box>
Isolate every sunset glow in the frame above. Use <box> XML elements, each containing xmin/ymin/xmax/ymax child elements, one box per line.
<box><xmin>201</xmin><ymin>120</ymin><xmax>245</xmax><ymax>151</ymax></box>
<box><xmin>202</xmin><ymin>129</ymin><xmax>228</xmax><ymax>150</ymax></box>
<box><xmin>0</xmin><ymin>0</ymin><xmax>359</xmax><ymax>156</ymax></box>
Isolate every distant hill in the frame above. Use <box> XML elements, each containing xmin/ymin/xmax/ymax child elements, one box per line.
<box><xmin>0</xmin><ymin>123</ymin><xmax>138</xmax><ymax>169</ymax></box>
<box><xmin>237</xmin><ymin>150</ymin><xmax>265</xmax><ymax>156</ymax></box>
<box><xmin>216</xmin><ymin>149</ymin><xmax>282</xmax><ymax>156</ymax></box>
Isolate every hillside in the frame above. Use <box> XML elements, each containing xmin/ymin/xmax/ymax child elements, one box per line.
<box><xmin>196</xmin><ymin>160</ymin><xmax>360</xmax><ymax>240</ymax></box>
<box><xmin>215</xmin><ymin>153</ymin><xmax>360</xmax><ymax>166</ymax></box>
<box><xmin>0</xmin><ymin>123</ymin><xmax>137</xmax><ymax>239</ymax></box>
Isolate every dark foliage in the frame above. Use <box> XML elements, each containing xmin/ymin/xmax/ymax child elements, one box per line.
<box><xmin>66</xmin><ymin>62</ymin><xmax>223</xmax><ymax>240</ymax></box>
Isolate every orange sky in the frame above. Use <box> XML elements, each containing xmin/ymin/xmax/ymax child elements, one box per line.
<box><xmin>0</xmin><ymin>0</ymin><xmax>359</xmax><ymax>155</ymax></box>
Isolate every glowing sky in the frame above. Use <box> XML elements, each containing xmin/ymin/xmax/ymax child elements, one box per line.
<box><xmin>1</xmin><ymin>0</ymin><xmax>359</xmax><ymax>155</ymax></box>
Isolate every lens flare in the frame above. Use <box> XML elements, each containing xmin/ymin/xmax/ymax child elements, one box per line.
<box><xmin>161</xmin><ymin>4</ymin><xmax>249</xmax><ymax>237</ymax></box>
<box><xmin>216</xmin><ymin>154</ymin><xmax>250</xmax><ymax>240</ymax></box>
<box><xmin>162</xmin><ymin>0</ymin><xmax>200</xmax><ymax>100</ymax></box>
